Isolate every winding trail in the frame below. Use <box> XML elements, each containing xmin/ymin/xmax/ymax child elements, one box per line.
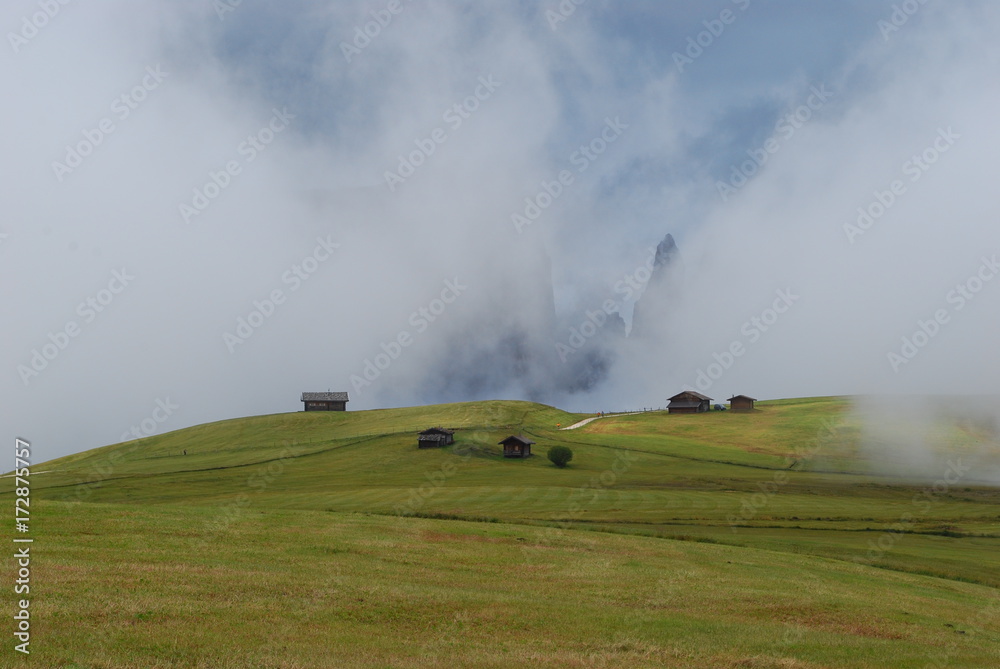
<box><xmin>560</xmin><ymin>416</ymin><xmax>604</xmax><ymax>430</ymax></box>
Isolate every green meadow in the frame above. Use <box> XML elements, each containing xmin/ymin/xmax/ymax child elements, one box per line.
<box><xmin>3</xmin><ymin>397</ymin><xmax>1000</xmax><ymax>667</ymax></box>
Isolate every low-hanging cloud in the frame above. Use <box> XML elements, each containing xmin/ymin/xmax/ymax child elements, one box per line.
<box><xmin>3</xmin><ymin>0</ymin><xmax>999</xmax><ymax>463</ymax></box>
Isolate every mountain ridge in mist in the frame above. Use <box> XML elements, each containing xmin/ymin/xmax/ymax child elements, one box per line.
<box><xmin>383</xmin><ymin>232</ymin><xmax>683</xmax><ymax>406</ymax></box>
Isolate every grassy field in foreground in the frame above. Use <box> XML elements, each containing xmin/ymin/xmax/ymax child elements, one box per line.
<box><xmin>2</xmin><ymin>501</ymin><xmax>999</xmax><ymax>669</ymax></box>
<box><xmin>3</xmin><ymin>397</ymin><xmax>1000</xmax><ymax>666</ymax></box>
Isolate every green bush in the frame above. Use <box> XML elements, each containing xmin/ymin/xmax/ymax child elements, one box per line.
<box><xmin>547</xmin><ymin>446</ymin><xmax>573</xmax><ymax>468</ymax></box>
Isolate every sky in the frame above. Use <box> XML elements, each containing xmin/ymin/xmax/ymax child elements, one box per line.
<box><xmin>3</xmin><ymin>0</ymin><xmax>999</xmax><ymax>463</ymax></box>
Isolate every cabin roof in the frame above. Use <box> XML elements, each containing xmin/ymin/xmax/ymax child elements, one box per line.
<box><xmin>301</xmin><ymin>392</ymin><xmax>349</xmax><ymax>402</ymax></box>
<box><xmin>668</xmin><ymin>391</ymin><xmax>712</xmax><ymax>402</ymax></box>
<box><xmin>727</xmin><ymin>395</ymin><xmax>758</xmax><ymax>402</ymax></box>
<box><xmin>419</xmin><ymin>427</ymin><xmax>455</xmax><ymax>435</ymax></box>
<box><xmin>499</xmin><ymin>435</ymin><xmax>535</xmax><ymax>446</ymax></box>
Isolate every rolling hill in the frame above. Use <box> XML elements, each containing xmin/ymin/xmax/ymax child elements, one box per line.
<box><xmin>4</xmin><ymin>397</ymin><xmax>1000</xmax><ymax>668</ymax></box>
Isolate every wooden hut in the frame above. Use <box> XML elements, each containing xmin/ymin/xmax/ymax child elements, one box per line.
<box><xmin>418</xmin><ymin>427</ymin><xmax>455</xmax><ymax>448</ymax></box>
<box><xmin>499</xmin><ymin>435</ymin><xmax>534</xmax><ymax>458</ymax></box>
<box><xmin>301</xmin><ymin>392</ymin><xmax>349</xmax><ymax>411</ymax></box>
<box><xmin>727</xmin><ymin>395</ymin><xmax>757</xmax><ymax>412</ymax></box>
<box><xmin>667</xmin><ymin>391</ymin><xmax>712</xmax><ymax>414</ymax></box>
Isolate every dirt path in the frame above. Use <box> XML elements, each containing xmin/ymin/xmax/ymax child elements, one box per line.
<box><xmin>560</xmin><ymin>416</ymin><xmax>603</xmax><ymax>430</ymax></box>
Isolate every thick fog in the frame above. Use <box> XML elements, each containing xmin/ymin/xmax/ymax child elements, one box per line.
<box><xmin>3</xmin><ymin>0</ymin><xmax>999</xmax><ymax>462</ymax></box>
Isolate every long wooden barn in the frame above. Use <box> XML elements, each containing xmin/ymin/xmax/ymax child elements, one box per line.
<box><xmin>301</xmin><ymin>392</ymin><xmax>349</xmax><ymax>411</ymax></box>
<box><xmin>667</xmin><ymin>391</ymin><xmax>712</xmax><ymax>414</ymax></box>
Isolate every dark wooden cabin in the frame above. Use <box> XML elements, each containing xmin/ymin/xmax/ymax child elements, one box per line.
<box><xmin>727</xmin><ymin>395</ymin><xmax>757</xmax><ymax>412</ymax></box>
<box><xmin>667</xmin><ymin>391</ymin><xmax>712</xmax><ymax>414</ymax></box>
<box><xmin>418</xmin><ymin>427</ymin><xmax>455</xmax><ymax>448</ymax></box>
<box><xmin>499</xmin><ymin>435</ymin><xmax>534</xmax><ymax>458</ymax></box>
<box><xmin>301</xmin><ymin>391</ymin><xmax>349</xmax><ymax>411</ymax></box>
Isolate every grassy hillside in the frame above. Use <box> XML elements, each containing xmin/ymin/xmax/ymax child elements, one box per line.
<box><xmin>20</xmin><ymin>397</ymin><xmax>1000</xmax><ymax>586</ymax></box>
<box><xmin>7</xmin><ymin>501</ymin><xmax>1000</xmax><ymax>669</ymax></box>
<box><xmin>3</xmin><ymin>397</ymin><xmax>1000</xmax><ymax>667</ymax></box>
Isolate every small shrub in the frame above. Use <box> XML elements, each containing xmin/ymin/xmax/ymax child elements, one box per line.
<box><xmin>547</xmin><ymin>446</ymin><xmax>573</xmax><ymax>468</ymax></box>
